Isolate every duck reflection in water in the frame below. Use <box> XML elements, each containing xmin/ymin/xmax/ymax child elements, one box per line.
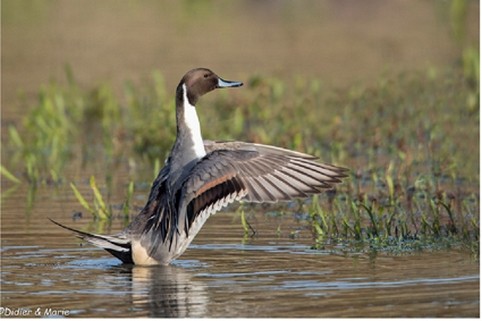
<box><xmin>113</xmin><ymin>264</ymin><xmax>208</xmax><ymax>317</ymax></box>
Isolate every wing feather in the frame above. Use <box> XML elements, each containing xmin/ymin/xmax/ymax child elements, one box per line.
<box><xmin>175</xmin><ymin>141</ymin><xmax>349</xmax><ymax>237</ymax></box>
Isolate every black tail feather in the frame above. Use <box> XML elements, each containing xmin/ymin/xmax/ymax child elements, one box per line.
<box><xmin>49</xmin><ymin>218</ymin><xmax>133</xmax><ymax>264</ymax></box>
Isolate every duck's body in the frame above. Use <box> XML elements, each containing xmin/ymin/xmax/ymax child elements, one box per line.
<box><xmin>52</xmin><ymin>68</ymin><xmax>348</xmax><ymax>265</ymax></box>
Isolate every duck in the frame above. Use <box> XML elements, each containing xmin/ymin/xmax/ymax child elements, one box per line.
<box><xmin>51</xmin><ymin>68</ymin><xmax>349</xmax><ymax>265</ymax></box>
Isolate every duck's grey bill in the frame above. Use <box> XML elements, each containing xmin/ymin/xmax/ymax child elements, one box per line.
<box><xmin>217</xmin><ymin>78</ymin><xmax>243</xmax><ymax>88</ymax></box>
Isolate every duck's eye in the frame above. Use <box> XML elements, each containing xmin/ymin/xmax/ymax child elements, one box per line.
<box><xmin>203</xmin><ymin>74</ymin><xmax>209</xmax><ymax>78</ymax></box>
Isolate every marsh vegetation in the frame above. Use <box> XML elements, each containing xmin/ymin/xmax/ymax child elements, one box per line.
<box><xmin>2</xmin><ymin>64</ymin><xmax>478</xmax><ymax>255</ymax></box>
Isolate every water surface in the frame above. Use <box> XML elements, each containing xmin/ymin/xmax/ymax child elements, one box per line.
<box><xmin>1</xmin><ymin>184</ymin><xmax>479</xmax><ymax>317</ymax></box>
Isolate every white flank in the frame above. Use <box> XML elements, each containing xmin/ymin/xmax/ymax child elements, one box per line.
<box><xmin>182</xmin><ymin>84</ymin><xmax>206</xmax><ymax>158</ymax></box>
<box><xmin>131</xmin><ymin>240</ymin><xmax>162</xmax><ymax>265</ymax></box>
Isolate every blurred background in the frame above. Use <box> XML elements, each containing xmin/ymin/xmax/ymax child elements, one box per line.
<box><xmin>1</xmin><ymin>2</ymin><xmax>479</xmax><ymax>317</ymax></box>
<box><xmin>2</xmin><ymin>0</ymin><xmax>479</xmax><ymax>120</ymax></box>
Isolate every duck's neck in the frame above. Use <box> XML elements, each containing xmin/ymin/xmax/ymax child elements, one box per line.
<box><xmin>179</xmin><ymin>84</ymin><xmax>206</xmax><ymax>158</ymax></box>
<box><xmin>170</xmin><ymin>84</ymin><xmax>206</xmax><ymax>179</ymax></box>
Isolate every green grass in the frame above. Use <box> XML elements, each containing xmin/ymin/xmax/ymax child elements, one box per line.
<box><xmin>1</xmin><ymin>65</ymin><xmax>479</xmax><ymax>255</ymax></box>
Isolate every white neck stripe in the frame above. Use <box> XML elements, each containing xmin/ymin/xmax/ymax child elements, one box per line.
<box><xmin>182</xmin><ymin>84</ymin><xmax>206</xmax><ymax>159</ymax></box>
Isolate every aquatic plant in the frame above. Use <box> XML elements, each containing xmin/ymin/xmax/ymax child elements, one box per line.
<box><xmin>70</xmin><ymin>176</ymin><xmax>111</xmax><ymax>220</ymax></box>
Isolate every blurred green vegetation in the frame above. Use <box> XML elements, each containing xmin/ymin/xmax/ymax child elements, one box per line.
<box><xmin>449</xmin><ymin>0</ymin><xmax>479</xmax><ymax>113</ymax></box>
<box><xmin>1</xmin><ymin>63</ymin><xmax>478</xmax><ymax>254</ymax></box>
<box><xmin>0</xmin><ymin>0</ymin><xmax>478</xmax><ymax>258</ymax></box>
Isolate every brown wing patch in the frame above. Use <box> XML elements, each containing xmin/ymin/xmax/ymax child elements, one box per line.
<box><xmin>185</xmin><ymin>175</ymin><xmax>247</xmax><ymax>234</ymax></box>
<box><xmin>195</xmin><ymin>173</ymin><xmax>236</xmax><ymax>197</ymax></box>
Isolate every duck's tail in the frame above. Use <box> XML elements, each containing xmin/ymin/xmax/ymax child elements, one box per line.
<box><xmin>49</xmin><ymin>218</ymin><xmax>133</xmax><ymax>264</ymax></box>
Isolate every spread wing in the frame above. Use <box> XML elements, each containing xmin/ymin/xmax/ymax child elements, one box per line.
<box><xmin>178</xmin><ymin>141</ymin><xmax>349</xmax><ymax>235</ymax></box>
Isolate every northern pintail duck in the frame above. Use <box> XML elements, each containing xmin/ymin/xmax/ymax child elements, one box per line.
<box><xmin>52</xmin><ymin>68</ymin><xmax>348</xmax><ymax>265</ymax></box>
